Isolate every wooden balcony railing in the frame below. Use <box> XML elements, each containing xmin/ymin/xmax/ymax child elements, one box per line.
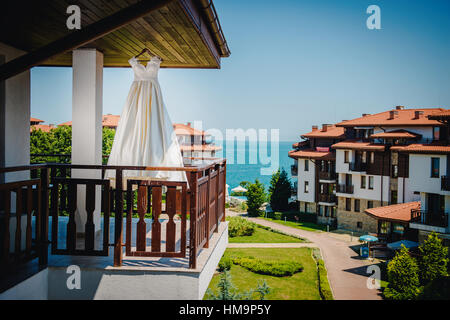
<box><xmin>319</xmin><ymin>171</ymin><xmax>336</xmax><ymax>181</ymax></box>
<box><xmin>411</xmin><ymin>209</ymin><xmax>449</xmax><ymax>228</ymax></box>
<box><xmin>318</xmin><ymin>194</ymin><xmax>336</xmax><ymax>203</ymax></box>
<box><xmin>0</xmin><ymin>158</ymin><xmax>226</xmax><ymax>273</ymax></box>
<box><xmin>349</xmin><ymin>161</ymin><xmax>367</xmax><ymax>172</ymax></box>
<box><xmin>336</xmin><ymin>184</ymin><xmax>354</xmax><ymax>194</ymax></box>
<box><xmin>441</xmin><ymin>176</ymin><xmax>450</xmax><ymax>191</ymax></box>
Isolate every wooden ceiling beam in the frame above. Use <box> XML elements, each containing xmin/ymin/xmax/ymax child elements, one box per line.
<box><xmin>0</xmin><ymin>0</ymin><xmax>175</xmax><ymax>81</ymax></box>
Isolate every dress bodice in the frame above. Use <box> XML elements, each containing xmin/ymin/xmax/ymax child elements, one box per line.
<box><xmin>129</xmin><ymin>56</ymin><xmax>161</xmax><ymax>81</ymax></box>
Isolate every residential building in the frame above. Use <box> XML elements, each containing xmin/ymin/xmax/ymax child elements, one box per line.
<box><xmin>289</xmin><ymin>124</ymin><xmax>345</xmax><ymax>226</ymax></box>
<box><xmin>30</xmin><ymin>117</ymin><xmax>55</xmax><ymax>133</ymax></box>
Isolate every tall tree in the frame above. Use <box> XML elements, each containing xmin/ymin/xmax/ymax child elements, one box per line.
<box><xmin>268</xmin><ymin>168</ymin><xmax>292</xmax><ymax>212</ymax></box>
<box><xmin>246</xmin><ymin>179</ymin><xmax>266</xmax><ymax>217</ymax></box>
<box><xmin>418</xmin><ymin>232</ymin><xmax>449</xmax><ymax>285</ymax></box>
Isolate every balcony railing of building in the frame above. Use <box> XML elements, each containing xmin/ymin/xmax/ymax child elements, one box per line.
<box><xmin>349</xmin><ymin>161</ymin><xmax>367</xmax><ymax>172</ymax></box>
<box><xmin>441</xmin><ymin>176</ymin><xmax>450</xmax><ymax>191</ymax></box>
<box><xmin>319</xmin><ymin>171</ymin><xmax>336</xmax><ymax>181</ymax></box>
<box><xmin>336</xmin><ymin>184</ymin><xmax>354</xmax><ymax>194</ymax></box>
<box><xmin>318</xmin><ymin>194</ymin><xmax>336</xmax><ymax>203</ymax></box>
<box><xmin>411</xmin><ymin>209</ymin><xmax>449</xmax><ymax>228</ymax></box>
<box><xmin>291</xmin><ymin>165</ymin><xmax>298</xmax><ymax>176</ymax></box>
<box><xmin>0</xmin><ymin>158</ymin><xmax>226</xmax><ymax>275</ymax></box>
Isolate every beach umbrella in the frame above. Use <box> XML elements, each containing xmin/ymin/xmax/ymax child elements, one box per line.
<box><xmin>231</xmin><ymin>185</ymin><xmax>247</xmax><ymax>193</ymax></box>
<box><xmin>359</xmin><ymin>235</ymin><xmax>378</xmax><ymax>242</ymax></box>
<box><xmin>387</xmin><ymin>240</ymin><xmax>419</xmax><ymax>250</ymax></box>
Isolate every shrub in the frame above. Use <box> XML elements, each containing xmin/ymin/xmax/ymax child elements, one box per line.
<box><xmin>232</xmin><ymin>256</ymin><xmax>303</xmax><ymax>277</ymax></box>
<box><xmin>384</xmin><ymin>245</ymin><xmax>420</xmax><ymax>300</ymax></box>
<box><xmin>317</xmin><ymin>259</ymin><xmax>333</xmax><ymax>300</ymax></box>
<box><xmin>218</xmin><ymin>257</ymin><xmax>233</xmax><ymax>272</ymax></box>
<box><xmin>205</xmin><ymin>270</ymin><xmax>252</xmax><ymax>300</ymax></box>
<box><xmin>418</xmin><ymin>232</ymin><xmax>449</xmax><ymax>286</ymax></box>
<box><xmin>419</xmin><ymin>275</ymin><xmax>450</xmax><ymax>300</ymax></box>
<box><xmin>227</xmin><ymin>217</ymin><xmax>256</xmax><ymax>237</ymax></box>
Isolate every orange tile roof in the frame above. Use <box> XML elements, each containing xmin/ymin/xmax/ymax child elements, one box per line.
<box><xmin>370</xmin><ymin>129</ymin><xmax>421</xmax><ymax>139</ymax></box>
<box><xmin>332</xmin><ymin>140</ymin><xmax>385</xmax><ymax>151</ymax></box>
<box><xmin>292</xmin><ymin>141</ymin><xmax>309</xmax><ymax>149</ymax></box>
<box><xmin>102</xmin><ymin>114</ymin><xmax>120</xmax><ymax>128</ymax></box>
<box><xmin>30</xmin><ymin>124</ymin><xmax>55</xmax><ymax>133</ymax></box>
<box><xmin>173</xmin><ymin>123</ymin><xmax>207</xmax><ymax>136</ymax></box>
<box><xmin>428</xmin><ymin>110</ymin><xmax>450</xmax><ymax>120</ymax></box>
<box><xmin>365</xmin><ymin>201</ymin><xmax>420</xmax><ymax>222</ymax></box>
<box><xmin>288</xmin><ymin>149</ymin><xmax>335</xmax><ymax>160</ymax></box>
<box><xmin>336</xmin><ymin>108</ymin><xmax>446</xmax><ymax>127</ymax></box>
<box><xmin>391</xmin><ymin>143</ymin><xmax>450</xmax><ymax>154</ymax></box>
<box><xmin>30</xmin><ymin>117</ymin><xmax>44</xmax><ymax>123</ymax></box>
<box><xmin>302</xmin><ymin>125</ymin><xmax>345</xmax><ymax>139</ymax></box>
<box><xmin>180</xmin><ymin>144</ymin><xmax>222</xmax><ymax>151</ymax></box>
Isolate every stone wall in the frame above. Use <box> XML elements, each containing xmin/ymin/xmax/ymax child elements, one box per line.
<box><xmin>336</xmin><ymin>197</ymin><xmax>387</xmax><ymax>233</ymax></box>
<box><xmin>299</xmin><ymin>201</ymin><xmax>316</xmax><ymax>214</ymax></box>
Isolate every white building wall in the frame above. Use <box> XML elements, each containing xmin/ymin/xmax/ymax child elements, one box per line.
<box><xmin>409</xmin><ymin>154</ymin><xmax>450</xmax><ymax>196</ymax></box>
<box><xmin>335</xmin><ymin>149</ymin><xmax>353</xmax><ymax>174</ymax></box>
<box><xmin>296</xmin><ymin>158</ymin><xmax>315</xmax><ymax>203</ymax></box>
<box><xmin>0</xmin><ymin>42</ymin><xmax>30</xmax><ymax>183</ymax></box>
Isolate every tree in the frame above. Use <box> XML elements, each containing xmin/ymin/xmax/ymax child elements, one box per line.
<box><xmin>102</xmin><ymin>127</ymin><xmax>116</xmax><ymax>163</ymax></box>
<box><xmin>205</xmin><ymin>270</ymin><xmax>252</xmax><ymax>300</ymax></box>
<box><xmin>418</xmin><ymin>232</ymin><xmax>448</xmax><ymax>285</ymax></box>
<box><xmin>383</xmin><ymin>245</ymin><xmax>420</xmax><ymax>300</ymax></box>
<box><xmin>268</xmin><ymin>168</ymin><xmax>292</xmax><ymax>212</ymax></box>
<box><xmin>246</xmin><ymin>179</ymin><xmax>266</xmax><ymax>217</ymax></box>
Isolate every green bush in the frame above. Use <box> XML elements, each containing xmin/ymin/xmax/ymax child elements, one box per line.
<box><xmin>419</xmin><ymin>275</ymin><xmax>450</xmax><ymax>300</ymax></box>
<box><xmin>317</xmin><ymin>260</ymin><xmax>333</xmax><ymax>300</ymax></box>
<box><xmin>232</xmin><ymin>256</ymin><xmax>303</xmax><ymax>277</ymax></box>
<box><xmin>227</xmin><ymin>217</ymin><xmax>256</xmax><ymax>237</ymax></box>
<box><xmin>246</xmin><ymin>179</ymin><xmax>267</xmax><ymax>217</ymax></box>
<box><xmin>418</xmin><ymin>232</ymin><xmax>449</xmax><ymax>286</ymax></box>
<box><xmin>218</xmin><ymin>257</ymin><xmax>233</xmax><ymax>272</ymax></box>
<box><xmin>384</xmin><ymin>245</ymin><xmax>421</xmax><ymax>300</ymax></box>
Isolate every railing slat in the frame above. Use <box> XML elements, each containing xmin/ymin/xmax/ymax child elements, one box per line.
<box><xmin>151</xmin><ymin>186</ymin><xmax>162</xmax><ymax>252</ymax></box>
<box><xmin>15</xmin><ymin>187</ymin><xmax>22</xmax><ymax>261</ymax></box>
<box><xmin>85</xmin><ymin>183</ymin><xmax>96</xmax><ymax>251</ymax></box>
<box><xmin>67</xmin><ymin>183</ymin><xmax>77</xmax><ymax>252</ymax></box>
<box><xmin>2</xmin><ymin>190</ymin><xmax>11</xmax><ymax>266</ymax></box>
<box><xmin>136</xmin><ymin>185</ymin><xmax>147</xmax><ymax>252</ymax></box>
<box><xmin>26</xmin><ymin>185</ymin><xmax>33</xmax><ymax>256</ymax></box>
<box><xmin>165</xmin><ymin>186</ymin><xmax>177</xmax><ymax>252</ymax></box>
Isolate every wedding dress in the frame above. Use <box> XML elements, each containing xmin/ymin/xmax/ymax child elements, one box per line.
<box><xmin>105</xmin><ymin>56</ymin><xmax>187</xmax><ymax>186</ymax></box>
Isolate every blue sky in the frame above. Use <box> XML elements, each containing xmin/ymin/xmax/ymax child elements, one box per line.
<box><xmin>31</xmin><ymin>0</ymin><xmax>450</xmax><ymax>141</ymax></box>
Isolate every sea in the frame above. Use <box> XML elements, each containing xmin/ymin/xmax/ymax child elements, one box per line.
<box><xmin>214</xmin><ymin>140</ymin><xmax>295</xmax><ymax>192</ymax></box>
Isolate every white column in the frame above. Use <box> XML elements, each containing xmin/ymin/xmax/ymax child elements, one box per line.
<box><xmin>0</xmin><ymin>43</ymin><xmax>30</xmax><ymax>183</ymax></box>
<box><xmin>72</xmin><ymin>49</ymin><xmax>103</xmax><ymax>234</ymax></box>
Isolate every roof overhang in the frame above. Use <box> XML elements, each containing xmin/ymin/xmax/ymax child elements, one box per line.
<box><xmin>0</xmin><ymin>0</ymin><xmax>230</xmax><ymax>80</ymax></box>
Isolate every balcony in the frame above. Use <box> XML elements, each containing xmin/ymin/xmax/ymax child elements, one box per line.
<box><xmin>441</xmin><ymin>176</ymin><xmax>450</xmax><ymax>191</ymax></box>
<box><xmin>336</xmin><ymin>184</ymin><xmax>354</xmax><ymax>194</ymax></box>
<box><xmin>291</xmin><ymin>165</ymin><xmax>298</xmax><ymax>176</ymax></box>
<box><xmin>318</xmin><ymin>194</ymin><xmax>336</xmax><ymax>204</ymax></box>
<box><xmin>411</xmin><ymin>209</ymin><xmax>449</xmax><ymax>229</ymax></box>
<box><xmin>319</xmin><ymin>171</ymin><xmax>336</xmax><ymax>181</ymax></box>
<box><xmin>0</xmin><ymin>159</ymin><xmax>227</xmax><ymax>298</ymax></box>
<box><xmin>349</xmin><ymin>161</ymin><xmax>367</xmax><ymax>172</ymax></box>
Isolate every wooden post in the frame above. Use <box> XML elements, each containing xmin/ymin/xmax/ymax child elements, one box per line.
<box><xmin>39</xmin><ymin>167</ymin><xmax>49</xmax><ymax>268</ymax></box>
<box><xmin>189</xmin><ymin>171</ymin><xmax>198</xmax><ymax>269</ymax></box>
<box><xmin>204</xmin><ymin>169</ymin><xmax>210</xmax><ymax>249</ymax></box>
<box><xmin>222</xmin><ymin>161</ymin><xmax>226</xmax><ymax>222</ymax></box>
<box><xmin>113</xmin><ymin>169</ymin><xmax>123</xmax><ymax>267</ymax></box>
<box><xmin>215</xmin><ymin>164</ymin><xmax>220</xmax><ymax>233</ymax></box>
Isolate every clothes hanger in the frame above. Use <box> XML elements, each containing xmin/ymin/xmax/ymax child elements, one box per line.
<box><xmin>135</xmin><ymin>48</ymin><xmax>163</xmax><ymax>62</ymax></box>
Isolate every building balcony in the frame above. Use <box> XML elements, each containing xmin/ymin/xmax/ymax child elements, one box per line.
<box><xmin>336</xmin><ymin>184</ymin><xmax>354</xmax><ymax>194</ymax></box>
<box><xmin>410</xmin><ymin>209</ymin><xmax>449</xmax><ymax>231</ymax></box>
<box><xmin>441</xmin><ymin>176</ymin><xmax>450</xmax><ymax>191</ymax></box>
<box><xmin>319</xmin><ymin>171</ymin><xmax>336</xmax><ymax>181</ymax></box>
<box><xmin>318</xmin><ymin>194</ymin><xmax>336</xmax><ymax>204</ymax></box>
<box><xmin>291</xmin><ymin>164</ymin><xmax>298</xmax><ymax>176</ymax></box>
<box><xmin>0</xmin><ymin>159</ymin><xmax>228</xmax><ymax>299</ymax></box>
<box><xmin>349</xmin><ymin>161</ymin><xmax>367</xmax><ymax>172</ymax></box>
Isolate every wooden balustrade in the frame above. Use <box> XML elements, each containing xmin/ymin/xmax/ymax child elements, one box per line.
<box><xmin>0</xmin><ymin>158</ymin><xmax>226</xmax><ymax>272</ymax></box>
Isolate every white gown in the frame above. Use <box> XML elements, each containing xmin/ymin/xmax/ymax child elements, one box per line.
<box><xmin>105</xmin><ymin>56</ymin><xmax>187</xmax><ymax>185</ymax></box>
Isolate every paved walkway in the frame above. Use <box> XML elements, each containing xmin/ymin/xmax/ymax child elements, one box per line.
<box><xmin>228</xmin><ymin>243</ymin><xmax>317</xmax><ymax>248</ymax></box>
<box><xmin>246</xmin><ymin>217</ymin><xmax>383</xmax><ymax>300</ymax></box>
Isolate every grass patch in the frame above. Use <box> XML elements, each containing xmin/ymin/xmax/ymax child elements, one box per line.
<box><xmin>229</xmin><ymin>226</ymin><xmax>305</xmax><ymax>243</ymax></box>
<box><xmin>207</xmin><ymin>248</ymin><xmax>322</xmax><ymax>300</ymax></box>
<box><xmin>260</xmin><ymin>217</ymin><xmax>327</xmax><ymax>232</ymax></box>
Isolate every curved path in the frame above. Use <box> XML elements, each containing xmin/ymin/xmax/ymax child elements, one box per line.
<box><xmin>247</xmin><ymin>217</ymin><xmax>383</xmax><ymax>300</ymax></box>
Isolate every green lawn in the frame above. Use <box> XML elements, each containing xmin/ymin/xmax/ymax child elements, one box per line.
<box><xmin>260</xmin><ymin>217</ymin><xmax>328</xmax><ymax>232</ymax></box>
<box><xmin>206</xmin><ymin>248</ymin><xmax>323</xmax><ymax>300</ymax></box>
<box><xmin>229</xmin><ymin>226</ymin><xmax>306</xmax><ymax>243</ymax></box>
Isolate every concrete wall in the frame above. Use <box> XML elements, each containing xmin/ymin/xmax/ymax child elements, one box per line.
<box><xmin>409</xmin><ymin>154</ymin><xmax>450</xmax><ymax>196</ymax></box>
<box><xmin>0</xmin><ymin>269</ymin><xmax>48</xmax><ymax>300</ymax></box>
<box><xmin>0</xmin><ymin>42</ymin><xmax>30</xmax><ymax>183</ymax></box>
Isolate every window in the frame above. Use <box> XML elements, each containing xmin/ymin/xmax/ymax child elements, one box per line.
<box><xmin>433</xmin><ymin>126</ymin><xmax>440</xmax><ymax>141</ymax></box>
<box><xmin>392</xmin><ymin>165</ymin><xmax>398</xmax><ymax>178</ymax></box>
<box><xmin>370</xmin><ymin>152</ymin><xmax>375</xmax><ymax>164</ymax></box>
<box><xmin>368</xmin><ymin>176</ymin><xmax>374</xmax><ymax>189</ymax></box>
<box><xmin>367</xmin><ymin>200</ymin><xmax>374</xmax><ymax>209</ymax></box>
<box><xmin>304</xmin><ymin>202</ymin><xmax>308</xmax><ymax>213</ymax></box>
<box><xmin>361</xmin><ymin>176</ymin><xmax>366</xmax><ymax>189</ymax></box>
<box><xmin>362</xmin><ymin>151</ymin><xmax>367</xmax><ymax>163</ymax></box>
<box><xmin>324</xmin><ymin>206</ymin><xmax>330</xmax><ymax>217</ymax></box>
<box><xmin>304</xmin><ymin>181</ymin><xmax>309</xmax><ymax>193</ymax></box>
<box><xmin>391</xmin><ymin>190</ymin><xmax>398</xmax><ymax>204</ymax></box>
<box><xmin>304</xmin><ymin>159</ymin><xmax>309</xmax><ymax>171</ymax></box>
<box><xmin>345</xmin><ymin>198</ymin><xmax>351</xmax><ymax>211</ymax></box>
<box><xmin>393</xmin><ymin>223</ymin><xmax>404</xmax><ymax>235</ymax></box>
<box><xmin>431</xmin><ymin>157</ymin><xmax>440</xmax><ymax>178</ymax></box>
<box><xmin>354</xmin><ymin>199</ymin><xmax>360</xmax><ymax>212</ymax></box>
<box><xmin>380</xmin><ymin>221</ymin><xmax>390</xmax><ymax>234</ymax></box>
<box><xmin>344</xmin><ymin>151</ymin><xmax>349</xmax><ymax>163</ymax></box>
<box><xmin>357</xmin><ymin>222</ymin><xmax>363</xmax><ymax>229</ymax></box>
<box><xmin>318</xmin><ymin>205</ymin><xmax>324</xmax><ymax>216</ymax></box>
<box><xmin>331</xmin><ymin>207</ymin><xmax>336</xmax><ymax>218</ymax></box>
